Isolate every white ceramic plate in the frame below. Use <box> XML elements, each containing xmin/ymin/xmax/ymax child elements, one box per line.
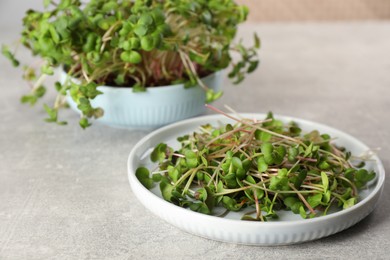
<box><xmin>127</xmin><ymin>114</ymin><xmax>385</xmax><ymax>245</ymax></box>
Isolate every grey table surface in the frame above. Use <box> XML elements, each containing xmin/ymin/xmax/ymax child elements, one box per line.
<box><xmin>1</xmin><ymin>4</ymin><xmax>390</xmax><ymax>259</ymax></box>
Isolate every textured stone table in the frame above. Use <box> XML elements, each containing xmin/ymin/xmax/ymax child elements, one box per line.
<box><xmin>0</xmin><ymin>4</ymin><xmax>389</xmax><ymax>258</ymax></box>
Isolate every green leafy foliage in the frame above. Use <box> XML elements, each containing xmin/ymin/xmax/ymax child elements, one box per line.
<box><xmin>150</xmin><ymin>143</ymin><xmax>168</xmax><ymax>163</ymax></box>
<box><xmin>135</xmin><ymin>111</ymin><xmax>377</xmax><ymax>221</ymax></box>
<box><xmin>135</xmin><ymin>167</ymin><xmax>154</xmax><ymax>189</ymax></box>
<box><xmin>3</xmin><ymin>0</ymin><xmax>260</xmax><ymax>128</ymax></box>
<box><xmin>2</xmin><ymin>45</ymin><xmax>20</xmax><ymax>67</ymax></box>
<box><xmin>43</xmin><ymin>104</ymin><xmax>67</xmax><ymax>125</ymax></box>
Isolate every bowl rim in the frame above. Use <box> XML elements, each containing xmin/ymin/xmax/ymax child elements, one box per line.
<box><xmin>59</xmin><ymin>69</ymin><xmax>223</xmax><ymax>92</ymax></box>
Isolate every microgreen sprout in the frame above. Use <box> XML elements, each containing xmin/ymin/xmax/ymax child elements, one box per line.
<box><xmin>136</xmin><ymin>108</ymin><xmax>377</xmax><ymax>221</ymax></box>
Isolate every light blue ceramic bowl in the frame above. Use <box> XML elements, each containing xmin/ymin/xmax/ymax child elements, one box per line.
<box><xmin>61</xmin><ymin>70</ymin><xmax>223</xmax><ymax>129</ymax></box>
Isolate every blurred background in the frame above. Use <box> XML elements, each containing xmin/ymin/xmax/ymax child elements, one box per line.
<box><xmin>237</xmin><ymin>0</ymin><xmax>390</xmax><ymax>21</ymax></box>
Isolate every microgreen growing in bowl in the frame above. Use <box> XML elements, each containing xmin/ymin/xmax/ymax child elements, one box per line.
<box><xmin>136</xmin><ymin>107</ymin><xmax>376</xmax><ymax>221</ymax></box>
<box><xmin>2</xmin><ymin>0</ymin><xmax>259</xmax><ymax>128</ymax></box>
